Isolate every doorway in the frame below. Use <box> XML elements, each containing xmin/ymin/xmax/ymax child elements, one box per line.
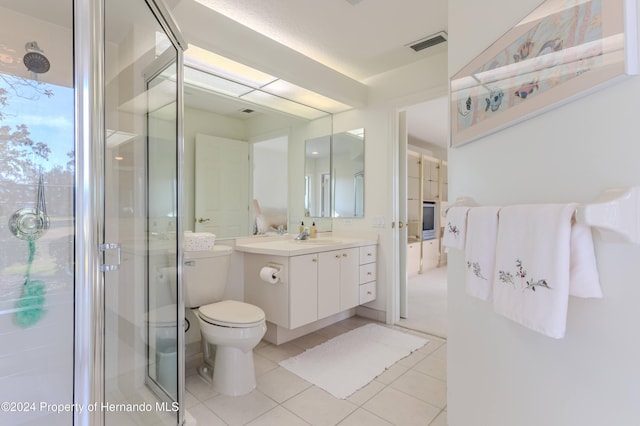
<box><xmin>396</xmin><ymin>97</ymin><xmax>449</xmax><ymax>338</ymax></box>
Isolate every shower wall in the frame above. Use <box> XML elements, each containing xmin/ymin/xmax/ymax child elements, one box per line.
<box><xmin>0</xmin><ymin>3</ymin><xmax>75</xmax><ymax>426</ymax></box>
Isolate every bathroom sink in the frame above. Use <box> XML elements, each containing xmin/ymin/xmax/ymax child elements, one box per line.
<box><xmin>292</xmin><ymin>239</ymin><xmax>339</xmax><ymax>244</ymax></box>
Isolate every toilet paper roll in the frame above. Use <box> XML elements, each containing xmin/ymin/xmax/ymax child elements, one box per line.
<box><xmin>259</xmin><ymin>266</ymin><xmax>280</xmax><ymax>284</ymax></box>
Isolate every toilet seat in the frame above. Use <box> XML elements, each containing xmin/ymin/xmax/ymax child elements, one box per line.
<box><xmin>198</xmin><ymin>300</ymin><xmax>265</xmax><ymax>328</ymax></box>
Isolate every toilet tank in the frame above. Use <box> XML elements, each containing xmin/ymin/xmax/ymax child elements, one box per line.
<box><xmin>183</xmin><ymin>245</ymin><xmax>233</xmax><ymax>308</ymax></box>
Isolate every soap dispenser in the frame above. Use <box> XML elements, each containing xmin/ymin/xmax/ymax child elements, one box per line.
<box><xmin>299</xmin><ymin>221</ymin><xmax>305</xmax><ymax>233</ymax></box>
<box><xmin>310</xmin><ymin>222</ymin><xmax>317</xmax><ymax>238</ymax></box>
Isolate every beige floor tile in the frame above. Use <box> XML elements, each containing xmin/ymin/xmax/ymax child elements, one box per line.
<box><xmin>337</xmin><ymin>408</ymin><xmax>393</xmax><ymax>425</ymax></box>
<box><xmin>418</xmin><ymin>338</ymin><xmax>446</xmax><ymax>357</ymax></box>
<box><xmin>390</xmin><ymin>370</ymin><xmax>447</xmax><ymax>409</ymax></box>
<box><xmin>375</xmin><ymin>361</ymin><xmax>409</xmax><ymax>385</ymax></box>
<box><xmin>183</xmin><ymin>391</ymin><xmax>200</xmax><ymax>409</ymax></box>
<box><xmin>397</xmin><ymin>348</ymin><xmax>429</xmax><ymax>368</ymax></box>
<box><xmin>256</xmin><ymin>341</ymin><xmax>305</xmax><ymax>363</ymax></box>
<box><xmin>185</xmin><ymin>374</ymin><xmax>218</xmax><ymax>402</ymax></box>
<box><xmin>335</xmin><ymin>316</ymin><xmax>377</xmax><ymax>330</ymax></box>
<box><xmin>254</xmin><ymin>353</ymin><xmax>279</xmax><ymax>377</ymax></box>
<box><xmin>346</xmin><ymin>379</ymin><xmax>386</xmax><ymax>406</ymax></box>
<box><xmin>314</xmin><ymin>324</ymin><xmax>351</xmax><ymax>339</ymax></box>
<box><xmin>246</xmin><ymin>406</ymin><xmax>311</xmax><ymax>426</ymax></box>
<box><xmin>363</xmin><ymin>387</ymin><xmax>440</xmax><ymax>426</ymax></box>
<box><xmin>431</xmin><ymin>343</ymin><xmax>447</xmax><ymax>360</ymax></box>
<box><xmin>204</xmin><ymin>390</ymin><xmax>277</xmax><ymax>426</ymax></box>
<box><xmin>257</xmin><ymin>367</ymin><xmax>312</xmax><ymax>403</ymax></box>
<box><xmin>186</xmin><ymin>403</ymin><xmax>226</xmax><ymax>426</ymax></box>
<box><xmin>289</xmin><ymin>332</ymin><xmax>329</xmax><ymax>350</ymax></box>
<box><xmin>283</xmin><ymin>386</ymin><xmax>358</xmax><ymax>426</ymax></box>
<box><xmin>429</xmin><ymin>409</ymin><xmax>448</xmax><ymax>426</ymax></box>
<box><xmin>414</xmin><ymin>354</ymin><xmax>447</xmax><ymax>381</ymax></box>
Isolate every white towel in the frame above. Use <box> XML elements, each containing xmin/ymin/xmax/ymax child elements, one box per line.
<box><xmin>464</xmin><ymin>206</ymin><xmax>500</xmax><ymax>301</ymax></box>
<box><xmin>492</xmin><ymin>204</ymin><xmax>602</xmax><ymax>339</ymax></box>
<box><xmin>442</xmin><ymin>206</ymin><xmax>470</xmax><ymax>250</ymax></box>
<box><xmin>569</xmin><ymin>223</ymin><xmax>603</xmax><ymax>298</ymax></box>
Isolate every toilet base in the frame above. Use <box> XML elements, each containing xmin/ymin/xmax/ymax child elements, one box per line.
<box><xmin>197</xmin><ymin>335</ymin><xmax>216</xmax><ymax>383</ymax></box>
<box><xmin>212</xmin><ymin>346</ymin><xmax>257</xmax><ymax>396</ymax></box>
<box><xmin>197</xmin><ymin>363</ymin><xmax>213</xmax><ymax>383</ymax></box>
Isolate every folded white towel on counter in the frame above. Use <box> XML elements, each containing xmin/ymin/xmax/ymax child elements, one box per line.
<box><xmin>442</xmin><ymin>206</ymin><xmax>470</xmax><ymax>250</ymax></box>
<box><xmin>492</xmin><ymin>204</ymin><xmax>602</xmax><ymax>339</ymax></box>
<box><xmin>465</xmin><ymin>206</ymin><xmax>500</xmax><ymax>301</ymax></box>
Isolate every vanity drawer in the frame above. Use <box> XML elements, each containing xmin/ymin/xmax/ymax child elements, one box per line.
<box><xmin>359</xmin><ymin>263</ymin><xmax>376</xmax><ymax>284</ymax></box>
<box><xmin>359</xmin><ymin>282</ymin><xmax>376</xmax><ymax>304</ymax></box>
<box><xmin>359</xmin><ymin>245</ymin><xmax>377</xmax><ymax>264</ymax></box>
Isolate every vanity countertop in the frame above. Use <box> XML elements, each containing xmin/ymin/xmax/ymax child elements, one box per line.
<box><xmin>234</xmin><ymin>234</ymin><xmax>377</xmax><ymax>256</ymax></box>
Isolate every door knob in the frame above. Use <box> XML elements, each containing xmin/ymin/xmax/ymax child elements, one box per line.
<box><xmin>197</xmin><ymin>217</ymin><xmax>210</xmax><ymax>223</ymax></box>
<box><xmin>398</xmin><ymin>221</ymin><xmax>405</xmax><ymax>229</ymax></box>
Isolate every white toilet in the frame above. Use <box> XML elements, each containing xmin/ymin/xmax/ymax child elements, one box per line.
<box><xmin>182</xmin><ymin>245</ymin><xmax>266</xmax><ymax>396</ymax></box>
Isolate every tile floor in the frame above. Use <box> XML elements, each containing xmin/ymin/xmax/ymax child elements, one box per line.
<box><xmin>185</xmin><ymin>316</ymin><xmax>447</xmax><ymax>426</ymax></box>
<box><xmin>398</xmin><ymin>266</ymin><xmax>448</xmax><ymax>338</ymax></box>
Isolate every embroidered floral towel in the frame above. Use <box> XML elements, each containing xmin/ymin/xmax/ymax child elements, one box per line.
<box><xmin>464</xmin><ymin>206</ymin><xmax>500</xmax><ymax>301</ymax></box>
<box><xmin>492</xmin><ymin>204</ymin><xmax>602</xmax><ymax>339</ymax></box>
<box><xmin>442</xmin><ymin>206</ymin><xmax>470</xmax><ymax>250</ymax></box>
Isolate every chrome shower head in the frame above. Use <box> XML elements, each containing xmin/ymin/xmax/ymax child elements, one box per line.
<box><xmin>23</xmin><ymin>41</ymin><xmax>50</xmax><ymax>74</ymax></box>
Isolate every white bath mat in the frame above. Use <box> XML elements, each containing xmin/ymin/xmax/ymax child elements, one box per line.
<box><xmin>279</xmin><ymin>323</ymin><xmax>428</xmax><ymax>399</ymax></box>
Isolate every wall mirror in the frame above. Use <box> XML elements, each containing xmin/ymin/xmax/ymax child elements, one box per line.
<box><xmin>176</xmin><ymin>65</ymin><xmax>332</xmax><ymax>239</ymax></box>
<box><xmin>332</xmin><ymin>128</ymin><xmax>364</xmax><ymax>218</ymax></box>
<box><xmin>304</xmin><ymin>128</ymin><xmax>365</xmax><ymax>222</ymax></box>
<box><xmin>304</xmin><ymin>135</ymin><xmax>331</xmax><ymax>218</ymax></box>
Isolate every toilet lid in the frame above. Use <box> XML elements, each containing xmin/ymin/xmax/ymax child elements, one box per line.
<box><xmin>198</xmin><ymin>300</ymin><xmax>265</xmax><ymax>328</ymax></box>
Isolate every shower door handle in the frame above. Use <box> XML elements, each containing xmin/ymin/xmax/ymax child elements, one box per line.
<box><xmin>99</xmin><ymin>243</ymin><xmax>121</xmax><ymax>272</ymax></box>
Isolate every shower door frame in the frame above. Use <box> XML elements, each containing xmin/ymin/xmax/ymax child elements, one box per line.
<box><xmin>73</xmin><ymin>0</ymin><xmax>186</xmax><ymax>425</ymax></box>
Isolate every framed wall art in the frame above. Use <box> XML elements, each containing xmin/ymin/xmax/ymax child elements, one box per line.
<box><xmin>450</xmin><ymin>0</ymin><xmax>638</xmax><ymax>147</ymax></box>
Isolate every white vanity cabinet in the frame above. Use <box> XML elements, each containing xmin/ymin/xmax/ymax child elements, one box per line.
<box><xmin>289</xmin><ymin>253</ymin><xmax>319</xmax><ymax>329</ymax></box>
<box><xmin>291</xmin><ymin>247</ymin><xmax>359</xmax><ymax>327</ymax></box>
<box><xmin>318</xmin><ymin>248</ymin><xmax>359</xmax><ymax>316</ymax></box>
<box><xmin>238</xmin><ymin>237</ymin><xmax>378</xmax><ymax>338</ymax></box>
<box><xmin>359</xmin><ymin>245</ymin><xmax>377</xmax><ymax>304</ymax></box>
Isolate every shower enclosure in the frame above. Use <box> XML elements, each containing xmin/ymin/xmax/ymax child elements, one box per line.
<box><xmin>0</xmin><ymin>0</ymin><xmax>185</xmax><ymax>425</ymax></box>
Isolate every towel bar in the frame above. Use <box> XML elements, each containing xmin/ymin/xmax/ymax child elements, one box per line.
<box><xmin>444</xmin><ymin>187</ymin><xmax>640</xmax><ymax>244</ymax></box>
<box><xmin>441</xmin><ymin>196</ymin><xmax>477</xmax><ymax>218</ymax></box>
<box><xmin>575</xmin><ymin>187</ymin><xmax>640</xmax><ymax>244</ymax></box>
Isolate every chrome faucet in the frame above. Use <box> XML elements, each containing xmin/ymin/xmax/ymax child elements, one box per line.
<box><xmin>295</xmin><ymin>228</ymin><xmax>310</xmax><ymax>240</ymax></box>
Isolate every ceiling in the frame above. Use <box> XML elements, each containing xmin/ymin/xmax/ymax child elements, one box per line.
<box><xmin>180</xmin><ymin>0</ymin><xmax>450</xmax><ymax>148</ymax></box>
<box><xmin>0</xmin><ymin>0</ymin><xmax>451</xmax><ymax>148</ymax></box>
<box><xmin>190</xmin><ymin>0</ymin><xmax>448</xmax><ymax>81</ymax></box>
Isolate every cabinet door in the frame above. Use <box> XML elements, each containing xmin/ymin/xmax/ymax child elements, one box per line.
<box><xmin>289</xmin><ymin>254</ymin><xmax>318</xmax><ymax>328</ymax></box>
<box><xmin>422</xmin><ymin>240</ymin><xmax>439</xmax><ymax>270</ymax></box>
<box><xmin>318</xmin><ymin>251</ymin><xmax>341</xmax><ymax>319</ymax></box>
<box><xmin>339</xmin><ymin>248</ymin><xmax>360</xmax><ymax>311</ymax></box>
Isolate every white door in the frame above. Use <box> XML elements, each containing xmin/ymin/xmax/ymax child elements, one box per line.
<box><xmin>398</xmin><ymin>111</ymin><xmax>409</xmax><ymax>318</ymax></box>
<box><xmin>195</xmin><ymin>134</ymin><xmax>249</xmax><ymax>237</ymax></box>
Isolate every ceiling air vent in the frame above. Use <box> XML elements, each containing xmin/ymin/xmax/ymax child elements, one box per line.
<box><xmin>408</xmin><ymin>31</ymin><xmax>448</xmax><ymax>52</ymax></box>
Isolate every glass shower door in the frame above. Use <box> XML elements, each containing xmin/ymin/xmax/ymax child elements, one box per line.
<box><xmin>103</xmin><ymin>0</ymin><xmax>183</xmax><ymax>424</ymax></box>
<box><xmin>0</xmin><ymin>1</ymin><xmax>75</xmax><ymax>425</ymax></box>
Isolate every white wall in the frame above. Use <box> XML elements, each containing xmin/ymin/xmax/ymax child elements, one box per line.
<box><xmin>448</xmin><ymin>1</ymin><xmax>640</xmax><ymax>425</ymax></box>
<box><xmin>333</xmin><ymin>50</ymin><xmax>450</xmax><ymax>317</ymax></box>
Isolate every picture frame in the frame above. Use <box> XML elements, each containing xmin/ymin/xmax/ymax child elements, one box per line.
<box><xmin>450</xmin><ymin>0</ymin><xmax>638</xmax><ymax>147</ymax></box>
